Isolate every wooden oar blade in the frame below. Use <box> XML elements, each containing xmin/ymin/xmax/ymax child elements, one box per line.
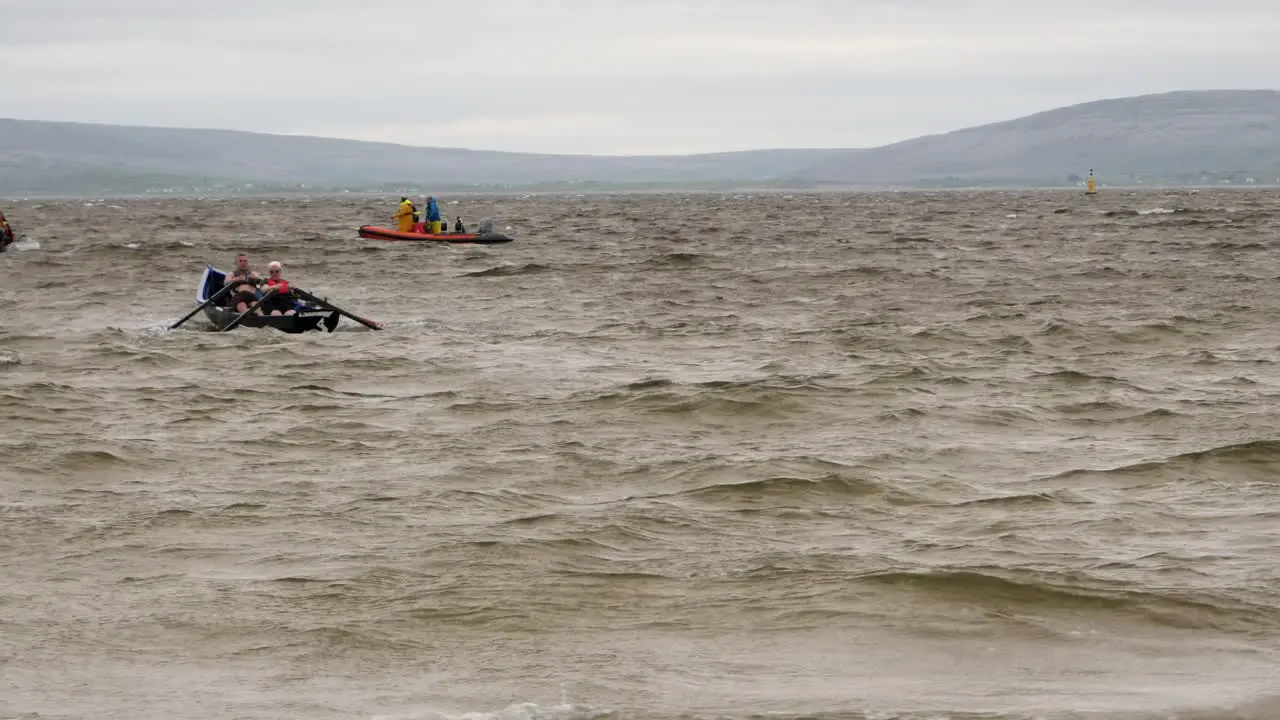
<box><xmin>293</xmin><ymin>288</ymin><xmax>382</xmax><ymax>330</ymax></box>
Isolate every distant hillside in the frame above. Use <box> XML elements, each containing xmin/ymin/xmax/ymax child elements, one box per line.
<box><xmin>0</xmin><ymin>118</ymin><xmax>858</xmax><ymax>196</ymax></box>
<box><xmin>788</xmin><ymin>90</ymin><xmax>1280</xmax><ymax>187</ymax></box>
<box><xmin>1</xmin><ymin>89</ymin><xmax>1277</xmax><ymax>196</ymax></box>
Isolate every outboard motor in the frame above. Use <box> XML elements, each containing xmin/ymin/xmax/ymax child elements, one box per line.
<box><xmin>455</xmin><ymin>216</ymin><xmax>467</xmax><ymax>233</ymax></box>
<box><xmin>478</xmin><ymin>218</ymin><xmax>494</xmax><ymax>235</ymax></box>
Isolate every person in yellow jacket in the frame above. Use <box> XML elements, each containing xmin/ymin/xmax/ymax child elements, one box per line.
<box><xmin>390</xmin><ymin>197</ymin><xmax>416</xmax><ymax>232</ymax></box>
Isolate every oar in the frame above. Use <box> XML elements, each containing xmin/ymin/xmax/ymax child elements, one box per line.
<box><xmin>220</xmin><ymin>287</ymin><xmax>278</xmax><ymax>332</ymax></box>
<box><xmin>171</xmin><ymin>281</ymin><xmax>236</xmax><ymax>330</ymax></box>
<box><xmin>293</xmin><ymin>288</ymin><xmax>382</xmax><ymax>330</ymax></box>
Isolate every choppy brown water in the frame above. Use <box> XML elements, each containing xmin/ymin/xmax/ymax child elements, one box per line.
<box><xmin>2</xmin><ymin>189</ymin><xmax>1279</xmax><ymax>720</ymax></box>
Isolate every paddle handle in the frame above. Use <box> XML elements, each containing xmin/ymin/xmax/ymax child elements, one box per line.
<box><xmin>220</xmin><ymin>287</ymin><xmax>278</xmax><ymax>332</ymax></box>
<box><xmin>171</xmin><ymin>280</ymin><xmax>235</xmax><ymax>329</ymax></box>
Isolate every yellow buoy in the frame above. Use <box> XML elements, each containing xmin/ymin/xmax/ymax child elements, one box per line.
<box><xmin>1086</xmin><ymin>169</ymin><xmax>1097</xmax><ymax>195</ymax></box>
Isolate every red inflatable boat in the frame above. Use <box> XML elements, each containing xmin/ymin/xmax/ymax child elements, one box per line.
<box><xmin>358</xmin><ymin>222</ymin><xmax>513</xmax><ymax>245</ymax></box>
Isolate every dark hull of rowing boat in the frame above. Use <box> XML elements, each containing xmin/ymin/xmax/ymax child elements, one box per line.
<box><xmin>202</xmin><ymin>305</ymin><xmax>336</xmax><ymax>333</ymax></box>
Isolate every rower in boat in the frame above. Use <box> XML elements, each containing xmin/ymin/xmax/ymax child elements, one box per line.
<box><xmin>223</xmin><ymin>254</ymin><xmax>262</xmax><ymax>312</ymax></box>
<box><xmin>256</xmin><ymin>261</ymin><xmax>297</xmax><ymax>316</ymax></box>
<box><xmin>0</xmin><ymin>211</ymin><xmax>14</xmax><ymax>248</ymax></box>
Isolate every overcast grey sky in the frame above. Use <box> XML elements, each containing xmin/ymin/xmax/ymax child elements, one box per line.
<box><xmin>2</xmin><ymin>0</ymin><xmax>1277</xmax><ymax>155</ymax></box>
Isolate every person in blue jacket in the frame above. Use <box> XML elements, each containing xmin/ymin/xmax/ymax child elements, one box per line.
<box><xmin>425</xmin><ymin>196</ymin><xmax>442</xmax><ymax>234</ymax></box>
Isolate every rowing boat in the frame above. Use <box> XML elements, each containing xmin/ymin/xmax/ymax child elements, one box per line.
<box><xmin>196</xmin><ymin>265</ymin><xmax>339</xmax><ymax>333</ymax></box>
